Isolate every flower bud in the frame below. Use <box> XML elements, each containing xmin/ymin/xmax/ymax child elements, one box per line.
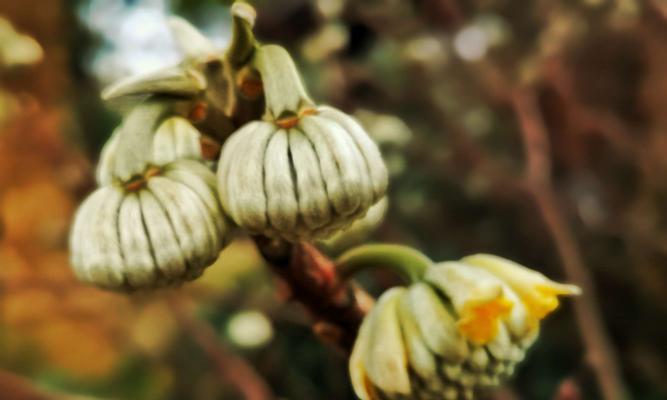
<box><xmin>97</xmin><ymin>116</ymin><xmax>204</xmax><ymax>185</ymax></box>
<box><xmin>349</xmin><ymin>255</ymin><xmax>580</xmax><ymax>400</ymax></box>
<box><xmin>217</xmin><ymin>106</ymin><xmax>388</xmax><ymax>241</ymax></box>
<box><xmin>319</xmin><ymin>197</ymin><xmax>388</xmax><ymax>252</ymax></box>
<box><xmin>70</xmin><ymin>160</ymin><xmax>228</xmax><ymax>291</ymax></box>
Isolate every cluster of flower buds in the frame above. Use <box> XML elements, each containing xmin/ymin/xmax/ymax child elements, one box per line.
<box><xmin>69</xmin><ymin>2</ymin><xmax>387</xmax><ymax>288</ymax></box>
<box><xmin>347</xmin><ymin>251</ymin><xmax>580</xmax><ymax>400</ymax></box>
<box><xmin>70</xmin><ymin>100</ymin><xmax>229</xmax><ymax>290</ymax></box>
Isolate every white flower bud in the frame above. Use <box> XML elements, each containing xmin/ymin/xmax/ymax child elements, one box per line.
<box><xmin>217</xmin><ymin>106</ymin><xmax>388</xmax><ymax>241</ymax></box>
<box><xmin>97</xmin><ymin>116</ymin><xmax>203</xmax><ymax>185</ymax></box>
<box><xmin>70</xmin><ymin>160</ymin><xmax>228</xmax><ymax>291</ymax></box>
<box><xmin>349</xmin><ymin>255</ymin><xmax>580</xmax><ymax>400</ymax></box>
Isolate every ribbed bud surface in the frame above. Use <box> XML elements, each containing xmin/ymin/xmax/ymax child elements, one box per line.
<box><xmin>217</xmin><ymin>105</ymin><xmax>388</xmax><ymax>241</ymax></box>
<box><xmin>70</xmin><ymin>160</ymin><xmax>228</xmax><ymax>291</ymax></box>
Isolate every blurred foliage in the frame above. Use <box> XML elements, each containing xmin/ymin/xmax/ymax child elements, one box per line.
<box><xmin>1</xmin><ymin>0</ymin><xmax>667</xmax><ymax>399</ymax></box>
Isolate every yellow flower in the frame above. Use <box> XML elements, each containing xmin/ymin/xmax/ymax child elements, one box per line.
<box><xmin>462</xmin><ymin>254</ymin><xmax>581</xmax><ymax>328</ymax></box>
<box><xmin>348</xmin><ymin>251</ymin><xmax>581</xmax><ymax>400</ymax></box>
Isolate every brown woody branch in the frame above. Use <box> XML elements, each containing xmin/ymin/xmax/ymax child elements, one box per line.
<box><xmin>167</xmin><ymin>297</ymin><xmax>275</xmax><ymax>400</ymax></box>
<box><xmin>253</xmin><ymin>236</ymin><xmax>372</xmax><ymax>353</ymax></box>
<box><xmin>511</xmin><ymin>88</ymin><xmax>628</xmax><ymax>400</ymax></box>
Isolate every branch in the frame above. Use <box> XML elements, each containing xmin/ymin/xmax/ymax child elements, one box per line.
<box><xmin>511</xmin><ymin>88</ymin><xmax>628</xmax><ymax>400</ymax></box>
<box><xmin>167</xmin><ymin>297</ymin><xmax>274</xmax><ymax>400</ymax></box>
<box><xmin>0</xmin><ymin>371</ymin><xmax>55</xmax><ymax>400</ymax></box>
<box><xmin>253</xmin><ymin>237</ymin><xmax>372</xmax><ymax>352</ymax></box>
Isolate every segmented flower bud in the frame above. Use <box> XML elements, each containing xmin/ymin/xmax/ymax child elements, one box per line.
<box><xmin>350</xmin><ymin>255</ymin><xmax>580</xmax><ymax>400</ymax></box>
<box><xmin>97</xmin><ymin>116</ymin><xmax>203</xmax><ymax>185</ymax></box>
<box><xmin>217</xmin><ymin>105</ymin><xmax>388</xmax><ymax>241</ymax></box>
<box><xmin>319</xmin><ymin>197</ymin><xmax>388</xmax><ymax>252</ymax></box>
<box><xmin>70</xmin><ymin>159</ymin><xmax>228</xmax><ymax>291</ymax></box>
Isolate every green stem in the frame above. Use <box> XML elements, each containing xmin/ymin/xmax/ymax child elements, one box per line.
<box><xmin>225</xmin><ymin>1</ymin><xmax>258</xmax><ymax>67</ymax></box>
<box><xmin>336</xmin><ymin>244</ymin><xmax>433</xmax><ymax>284</ymax></box>
<box><xmin>252</xmin><ymin>44</ymin><xmax>314</xmax><ymax>119</ymax></box>
<box><xmin>111</xmin><ymin>98</ymin><xmax>173</xmax><ymax>182</ymax></box>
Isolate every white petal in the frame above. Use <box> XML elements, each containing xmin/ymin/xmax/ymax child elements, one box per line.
<box><xmin>318</xmin><ymin>106</ymin><xmax>388</xmax><ymax>200</ymax></box>
<box><xmin>264</xmin><ymin>129</ymin><xmax>299</xmax><ymax>233</ymax></box>
<box><xmin>148</xmin><ymin>177</ymin><xmax>214</xmax><ymax>270</ymax></box>
<box><xmin>397</xmin><ymin>291</ymin><xmax>438</xmax><ymax>382</ymax></box>
<box><xmin>364</xmin><ymin>287</ymin><xmax>411</xmax><ymax>396</ymax></box>
<box><xmin>217</xmin><ymin>122</ymin><xmax>261</xmax><ymax>216</ymax></box>
<box><xmin>70</xmin><ymin>187</ymin><xmax>110</xmax><ymax>280</ymax></box>
<box><xmin>164</xmin><ymin>161</ymin><xmax>227</xmax><ymax>244</ymax></box>
<box><xmin>288</xmin><ymin>128</ymin><xmax>331</xmax><ymax>230</ymax></box>
<box><xmin>168</xmin><ymin>17</ymin><xmax>219</xmax><ymax>59</ymax></box>
<box><xmin>101</xmin><ymin>65</ymin><xmax>205</xmax><ymax>101</ymax></box>
<box><xmin>117</xmin><ymin>192</ymin><xmax>157</xmax><ymax>288</ymax></box>
<box><xmin>77</xmin><ymin>186</ymin><xmax>126</xmax><ymax>288</ymax></box>
<box><xmin>301</xmin><ymin>115</ymin><xmax>361</xmax><ymax>216</ymax></box>
<box><xmin>96</xmin><ymin>129</ymin><xmax>120</xmax><ymax>185</ymax></box>
<box><xmin>408</xmin><ymin>283</ymin><xmax>468</xmax><ymax>362</ymax></box>
<box><xmin>152</xmin><ymin>118</ymin><xmax>177</xmax><ymax>165</ymax></box>
<box><xmin>138</xmin><ymin>189</ymin><xmax>186</xmax><ymax>281</ymax></box>
<box><xmin>224</xmin><ymin>122</ymin><xmax>274</xmax><ymax>231</ymax></box>
<box><xmin>172</xmin><ymin>117</ymin><xmax>202</xmax><ymax>159</ymax></box>
<box><xmin>349</xmin><ymin>307</ymin><xmax>375</xmax><ymax>400</ymax></box>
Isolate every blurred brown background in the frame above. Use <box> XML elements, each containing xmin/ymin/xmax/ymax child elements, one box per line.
<box><xmin>1</xmin><ymin>0</ymin><xmax>666</xmax><ymax>399</ymax></box>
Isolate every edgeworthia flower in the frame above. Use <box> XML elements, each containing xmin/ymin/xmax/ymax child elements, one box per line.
<box><xmin>348</xmin><ymin>253</ymin><xmax>580</xmax><ymax>400</ymax></box>
<box><xmin>217</xmin><ymin>44</ymin><xmax>388</xmax><ymax>240</ymax></box>
<box><xmin>70</xmin><ymin>100</ymin><xmax>228</xmax><ymax>290</ymax></box>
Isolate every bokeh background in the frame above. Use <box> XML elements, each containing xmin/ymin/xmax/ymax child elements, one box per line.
<box><xmin>1</xmin><ymin>0</ymin><xmax>666</xmax><ymax>399</ymax></box>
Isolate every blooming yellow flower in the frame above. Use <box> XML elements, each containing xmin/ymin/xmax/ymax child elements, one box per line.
<box><xmin>349</xmin><ymin>253</ymin><xmax>581</xmax><ymax>400</ymax></box>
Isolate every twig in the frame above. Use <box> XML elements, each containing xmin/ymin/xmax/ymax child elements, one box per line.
<box><xmin>0</xmin><ymin>370</ymin><xmax>55</xmax><ymax>400</ymax></box>
<box><xmin>511</xmin><ymin>88</ymin><xmax>628</xmax><ymax>400</ymax></box>
<box><xmin>253</xmin><ymin>237</ymin><xmax>371</xmax><ymax>352</ymax></box>
<box><xmin>166</xmin><ymin>297</ymin><xmax>274</xmax><ymax>400</ymax></box>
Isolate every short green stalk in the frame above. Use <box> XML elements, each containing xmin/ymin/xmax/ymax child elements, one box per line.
<box><xmin>252</xmin><ymin>44</ymin><xmax>314</xmax><ymax>120</ymax></box>
<box><xmin>336</xmin><ymin>244</ymin><xmax>433</xmax><ymax>284</ymax></box>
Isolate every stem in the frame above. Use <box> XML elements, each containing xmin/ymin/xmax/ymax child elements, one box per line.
<box><xmin>167</xmin><ymin>297</ymin><xmax>274</xmax><ymax>400</ymax></box>
<box><xmin>226</xmin><ymin>1</ymin><xmax>258</xmax><ymax>67</ymax></box>
<box><xmin>254</xmin><ymin>237</ymin><xmax>371</xmax><ymax>352</ymax></box>
<box><xmin>512</xmin><ymin>88</ymin><xmax>628</xmax><ymax>400</ymax></box>
<box><xmin>336</xmin><ymin>244</ymin><xmax>433</xmax><ymax>283</ymax></box>
<box><xmin>252</xmin><ymin>45</ymin><xmax>313</xmax><ymax>119</ymax></box>
<box><xmin>111</xmin><ymin>98</ymin><xmax>172</xmax><ymax>182</ymax></box>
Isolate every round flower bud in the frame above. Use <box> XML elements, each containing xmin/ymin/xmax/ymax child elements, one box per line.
<box><xmin>70</xmin><ymin>159</ymin><xmax>228</xmax><ymax>291</ymax></box>
<box><xmin>349</xmin><ymin>255</ymin><xmax>580</xmax><ymax>400</ymax></box>
<box><xmin>319</xmin><ymin>197</ymin><xmax>388</xmax><ymax>253</ymax></box>
<box><xmin>97</xmin><ymin>116</ymin><xmax>203</xmax><ymax>185</ymax></box>
<box><xmin>217</xmin><ymin>105</ymin><xmax>388</xmax><ymax>241</ymax></box>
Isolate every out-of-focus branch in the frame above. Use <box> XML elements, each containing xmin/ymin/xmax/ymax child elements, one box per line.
<box><xmin>253</xmin><ymin>237</ymin><xmax>372</xmax><ymax>352</ymax></box>
<box><xmin>511</xmin><ymin>88</ymin><xmax>628</xmax><ymax>400</ymax></box>
<box><xmin>0</xmin><ymin>371</ymin><xmax>54</xmax><ymax>400</ymax></box>
<box><xmin>167</xmin><ymin>297</ymin><xmax>274</xmax><ymax>400</ymax></box>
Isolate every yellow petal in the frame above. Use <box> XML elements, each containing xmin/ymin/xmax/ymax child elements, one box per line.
<box><xmin>456</xmin><ymin>296</ymin><xmax>513</xmax><ymax>345</ymax></box>
<box><xmin>426</xmin><ymin>262</ymin><xmax>512</xmax><ymax>345</ymax></box>
<box><xmin>462</xmin><ymin>254</ymin><xmax>581</xmax><ymax>323</ymax></box>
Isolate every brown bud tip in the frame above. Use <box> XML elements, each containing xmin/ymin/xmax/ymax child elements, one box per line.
<box><xmin>276</xmin><ymin>115</ymin><xmax>301</xmax><ymax>129</ymax></box>
<box><xmin>236</xmin><ymin>67</ymin><xmax>263</xmax><ymax>99</ymax></box>
<box><xmin>200</xmin><ymin>135</ymin><xmax>222</xmax><ymax>160</ymax></box>
<box><xmin>188</xmin><ymin>101</ymin><xmax>209</xmax><ymax>122</ymax></box>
